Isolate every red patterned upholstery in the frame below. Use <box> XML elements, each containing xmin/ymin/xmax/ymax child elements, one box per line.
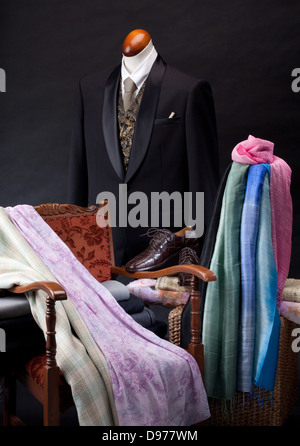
<box><xmin>24</xmin><ymin>205</ymin><xmax>113</xmax><ymax>414</ymax></box>
<box><xmin>44</xmin><ymin>212</ymin><xmax>112</xmax><ymax>283</ymax></box>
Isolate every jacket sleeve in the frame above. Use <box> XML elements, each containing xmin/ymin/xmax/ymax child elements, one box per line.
<box><xmin>185</xmin><ymin>79</ymin><xmax>220</xmax><ymax>242</ymax></box>
<box><xmin>67</xmin><ymin>80</ymin><xmax>89</xmax><ymax>206</ymax></box>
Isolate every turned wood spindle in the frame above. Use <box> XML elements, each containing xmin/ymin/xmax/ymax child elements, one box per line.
<box><xmin>45</xmin><ymin>295</ymin><xmax>57</xmax><ymax>367</ymax></box>
<box><xmin>188</xmin><ymin>274</ymin><xmax>204</xmax><ymax>378</ymax></box>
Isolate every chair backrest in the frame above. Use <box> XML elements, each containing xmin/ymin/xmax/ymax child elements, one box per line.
<box><xmin>34</xmin><ymin>202</ymin><xmax>114</xmax><ymax>283</ymax></box>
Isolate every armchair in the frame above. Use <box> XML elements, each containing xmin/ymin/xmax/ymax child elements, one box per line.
<box><xmin>1</xmin><ymin>202</ymin><xmax>215</xmax><ymax>426</ymax></box>
<box><xmin>2</xmin><ymin>200</ymin><xmax>298</xmax><ymax>427</ymax></box>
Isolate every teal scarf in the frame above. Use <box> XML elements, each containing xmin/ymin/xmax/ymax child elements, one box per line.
<box><xmin>203</xmin><ymin>162</ymin><xmax>280</xmax><ymax>401</ymax></box>
<box><xmin>202</xmin><ymin>162</ymin><xmax>249</xmax><ymax>400</ymax></box>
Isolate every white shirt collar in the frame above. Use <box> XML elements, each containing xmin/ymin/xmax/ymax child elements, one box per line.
<box><xmin>121</xmin><ymin>46</ymin><xmax>158</xmax><ymax>94</ymax></box>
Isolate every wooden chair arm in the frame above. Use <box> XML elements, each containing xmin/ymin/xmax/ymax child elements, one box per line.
<box><xmin>8</xmin><ymin>281</ymin><xmax>67</xmax><ymax>370</ymax></box>
<box><xmin>9</xmin><ymin>281</ymin><xmax>67</xmax><ymax>301</ymax></box>
<box><xmin>111</xmin><ymin>264</ymin><xmax>216</xmax><ymax>283</ymax></box>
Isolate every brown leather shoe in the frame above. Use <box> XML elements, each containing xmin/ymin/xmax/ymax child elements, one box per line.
<box><xmin>178</xmin><ymin>247</ymin><xmax>200</xmax><ymax>286</ymax></box>
<box><xmin>125</xmin><ymin>228</ymin><xmax>199</xmax><ymax>272</ymax></box>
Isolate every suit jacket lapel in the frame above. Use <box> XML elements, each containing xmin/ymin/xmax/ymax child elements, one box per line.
<box><xmin>102</xmin><ymin>64</ymin><xmax>125</xmax><ymax>181</ymax></box>
<box><xmin>124</xmin><ymin>56</ymin><xmax>167</xmax><ymax>183</ymax></box>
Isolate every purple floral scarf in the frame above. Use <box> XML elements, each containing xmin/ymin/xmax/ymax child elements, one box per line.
<box><xmin>6</xmin><ymin>205</ymin><xmax>210</xmax><ymax>426</ymax></box>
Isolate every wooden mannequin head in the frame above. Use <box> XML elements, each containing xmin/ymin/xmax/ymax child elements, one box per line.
<box><xmin>122</xmin><ymin>29</ymin><xmax>151</xmax><ymax>57</ymax></box>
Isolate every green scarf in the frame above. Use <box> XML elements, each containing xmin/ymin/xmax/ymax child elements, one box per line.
<box><xmin>202</xmin><ymin>162</ymin><xmax>249</xmax><ymax>400</ymax></box>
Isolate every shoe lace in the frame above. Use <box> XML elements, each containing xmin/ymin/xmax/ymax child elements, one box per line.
<box><xmin>141</xmin><ymin>228</ymin><xmax>174</xmax><ymax>250</ymax></box>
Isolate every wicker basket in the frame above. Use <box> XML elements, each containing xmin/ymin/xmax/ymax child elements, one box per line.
<box><xmin>168</xmin><ymin>307</ymin><xmax>298</xmax><ymax>426</ymax></box>
<box><xmin>168</xmin><ymin>305</ymin><xmax>185</xmax><ymax>345</ymax></box>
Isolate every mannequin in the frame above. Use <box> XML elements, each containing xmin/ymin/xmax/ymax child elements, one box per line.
<box><xmin>68</xmin><ymin>30</ymin><xmax>220</xmax><ymax>267</ymax></box>
<box><xmin>122</xmin><ymin>29</ymin><xmax>151</xmax><ymax>57</ymax></box>
<box><xmin>122</xmin><ymin>29</ymin><xmax>154</xmax><ymax>74</ymax></box>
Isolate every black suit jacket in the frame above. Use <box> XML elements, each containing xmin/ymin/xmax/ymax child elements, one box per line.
<box><xmin>68</xmin><ymin>55</ymin><xmax>220</xmax><ymax>265</ymax></box>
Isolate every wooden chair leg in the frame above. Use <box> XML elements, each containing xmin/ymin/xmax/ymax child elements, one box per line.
<box><xmin>43</xmin><ymin>365</ymin><xmax>60</xmax><ymax>426</ymax></box>
<box><xmin>43</xmin><ymin>295</ymin><xmax>60</xmax><ymax>426</ymax></box>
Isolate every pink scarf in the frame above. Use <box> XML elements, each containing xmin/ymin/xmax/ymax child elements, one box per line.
<box><xmin>232</xmin><ymin>135</ymin><xmax>293</xmax><ymax>304</ymax></box>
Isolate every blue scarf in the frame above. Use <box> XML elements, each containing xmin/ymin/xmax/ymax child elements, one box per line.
<box><xmin>237</xmin><ymin>164</ymin><xmax>280</xmax><ymax>394</ymax></box>
<box><xmin>237</xmin><ymin>164</ymin><xmax>268</xmax><ymax>392</ymax></box>
<box><xmin>202</xmin><ymin>163</ymin><xmax>249</xmax><ymax>400</ymax></box>
<box><xmin>203</xmin><ymin>163</ymin><xmax>280</xmax><ymax>402</ymax></box>
<box><xmin>253</xmin><ymin>166</ymin><xmax>280</xmax><ymax>392</ymax></box>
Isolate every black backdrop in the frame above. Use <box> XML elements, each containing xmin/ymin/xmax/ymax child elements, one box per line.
<box><xmin>0</xmin><ymin>0</ymin><xmax>299</xmax><ymax>275</ymax></box>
